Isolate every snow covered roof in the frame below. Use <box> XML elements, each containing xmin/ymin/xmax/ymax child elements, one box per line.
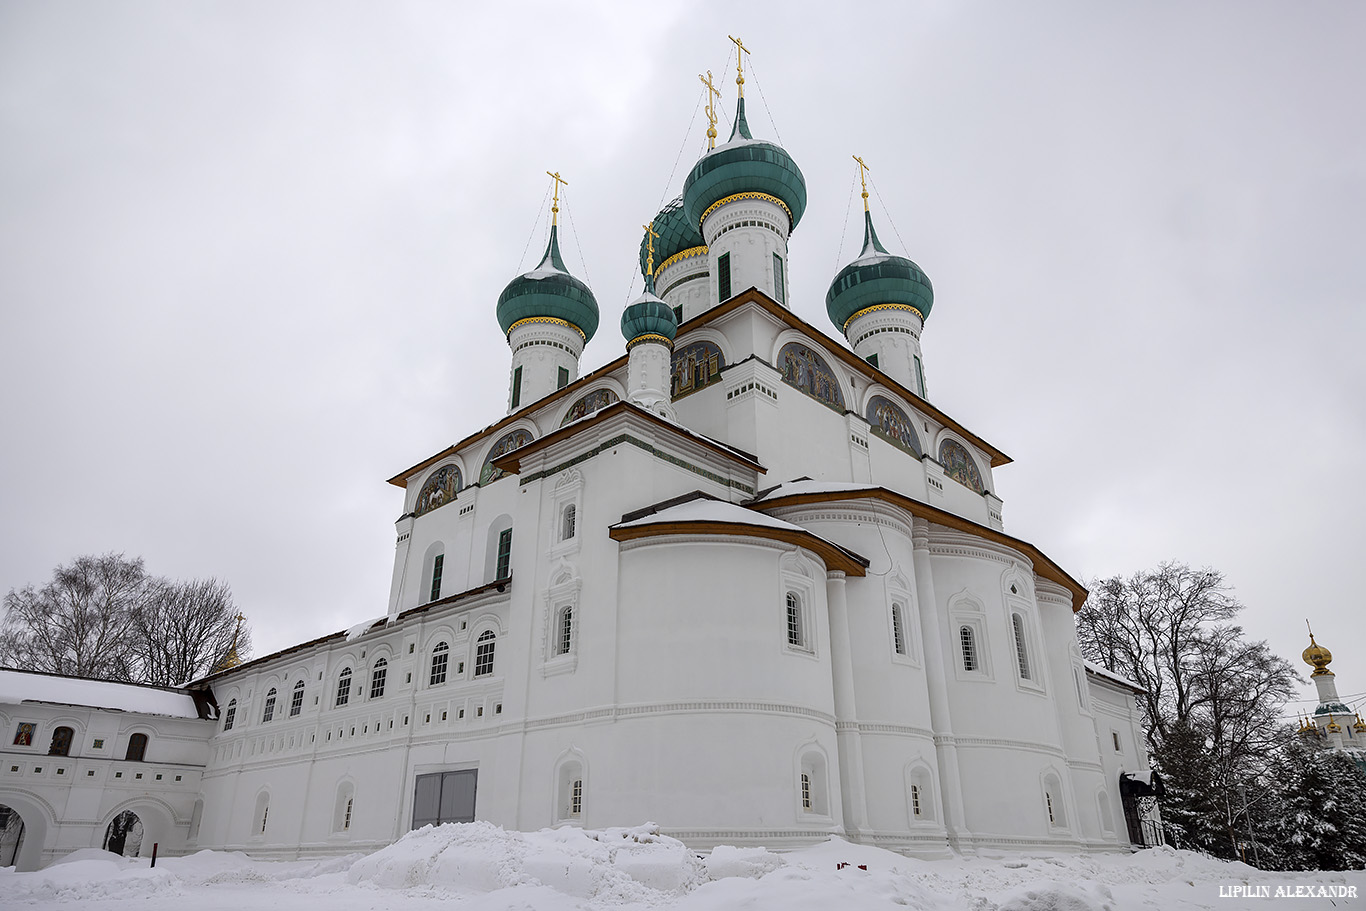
<box><xmin>1083</xmin><ymin>660</ymin><xmax>1146</xmax><ymax>694</ymax></box>
<box><xmin>614</xmin><ymin>497</ymin><xmax>803</xmax><ymax>532</ymax></box>
<box><xmin>754</xmin><ymin>480</ymin><xmax>879</xmax><ymax>502</ymax></box>
<box><xmin>610</xmin><ymin>493</ymin><xmax>869</xmax><ymax>576</ymax></box>
<box><xmin>0</xmin><ymin>668</ymin><xmax>203</xmax><ymax>719</ymax></box>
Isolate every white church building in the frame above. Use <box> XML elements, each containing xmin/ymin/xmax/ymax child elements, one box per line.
<box><xmin>2</xmin><ymin>53</ymin><xmax>1162</xmax><ymax>869</ymax></box>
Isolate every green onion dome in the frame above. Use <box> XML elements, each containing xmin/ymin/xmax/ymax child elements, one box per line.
<box><xmin>639</xmin><ymin>196</ymin><xmax>705</xmax><ymax>281</ymax></box>
<box><xmin>826</xmin><ymin>210</ymin><xmax>933</xmax><ymax>334</ymax></box>
<box><xmin>682</xmin><ymin>97</ymin><xmax>807</xmax><ymax>233</ymax></box>
<box><xmin>496</xmin><ymin>224</ymin><xmax>600</xmax><ymax>342</ymax></box>
<box><xmin>621</xmin><ymin>278</ymin><xmax>678</xmax><ymax>345</ymax></box>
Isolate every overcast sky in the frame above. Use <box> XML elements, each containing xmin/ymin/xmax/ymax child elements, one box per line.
<box><xmin>2</xmin><ymin>2</ymin><xmax>1362</xmax><ymax>717</ymax></box>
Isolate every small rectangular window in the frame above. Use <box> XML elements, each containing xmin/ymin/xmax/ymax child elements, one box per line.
<box><xmin>1113</xmin><ymin>731</ymin><xmax>1122</xmax><ymax>752</ymax></box>
<box><xmin>557</xmin><ymin>366</ymin><xmax>569</xmax><ymax>389</ymax></box>
<box><xmin>430</xmin><ymin>554</ymin><xmax>444</xmax><ymax>603</ymax></box>
<box><xmin>772</xmin><ymin>253</ymin><xmax>785</xmax><ymax>304</ymax></box>
<box><xmin>914</xmin><ymin>356</ymin><xmax>925</xmax><ymax>397</ymax></box>
<box><xmin>511</xmin><ymin>365</ymin><xmax>523</xmax><ymax>409</ymax></box>
<box><xmin>495</xmin><ymin>528</ymin><xmax>513</xmax><ymax>580</ymax></box>
<box><xmin>717</xmin><ymin>252</ymin><xmax>732</xmax><ymax>303</ymax></box>
<box><xmin>672</xmin><ymin>304</ymin><xmax>683</xmax><ymax>324</ymax></box>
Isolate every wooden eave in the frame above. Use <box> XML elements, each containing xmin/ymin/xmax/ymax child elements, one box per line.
<box><xmin>189</xmin><ymin>578</ymin><xmax>512</xmax><ymax>685</ymax></box>
<box><xmin>490</xmin><ymin>400</ymin><xmax>765</xmax><ymax>475</ymax></box>
<box><xmin>386</xmin><ymin>354</ymin><xmax>629</xmax><ymax>488</ymax></box>
<box><xmin>608</xmin><ymin>520</ymin><xmax>869</xmax><ymax>577</ymax></box>
<box><xmin>684</xmin><ymin>288</ymin><xmax>1012</xmax><ymax>468</ymax></box>
<box><xmin>754</xmin><ymin>486</ymin><xmax>1086</xmax><ymax>608</ymax></box>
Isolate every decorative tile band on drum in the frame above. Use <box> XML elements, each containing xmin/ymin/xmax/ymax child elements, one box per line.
<box><xmin>560</xmin><ymin>388</ymin><xmax>619</xmax><ymax>426</ymax></box>
<box><xmin>939</xmin><ymin>438</ymin><xmax>985</xmax><ymax>493</ymax></box>
<box><xmin>480</xmin><ymin>429</ymin><xmax>535</xmax><ymax>486</ymax></box>
<box><xmin>865</xmin><ymin>394</ymin><xmax>922</xmax><ymax>456</ymax></box>
<box><xmin>778</xmin><ymin>342</ymin><xmax>846</xmax><ymax>412</ymax></box>
<box><xmin>415</xmin><ymin>464</ymin><xmax>462</xmax><ymax>517</ymax></box>
<box><xmin>672</xmin><ymin>341</ymin><xmax>724</xmax><ymax>398</ymax></box>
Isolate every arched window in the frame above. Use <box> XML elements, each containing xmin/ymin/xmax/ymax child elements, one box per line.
<box><xmin>557</xmin><ymin>606</ymin><xmax>573</xmax><ymax>656</ymax></box>
<box><xmin>261</xmin><ymin>688</ymin><xmax>277</xmax><ymax>723</ymax></box>
<box><xmin>254</xmin><ymin>792</ymin><xmax>270</xmax><ymax>835</ymax></box>
<box><xmin>429</xmin><ymin>553</ymin><xmax>444</xmax><ymax>602</ymax></box>
<box><xmin>786</xmin><ymin>592</ymin><xmax>804</xmax><ymax>648</ymax></box>
<box><xmin>430</xmin><ymin>642</ymin><xmax>449</xmax><ymax>686</ymax></box>
<box><xmin>48</xmin><ymin>726</ymin><xmax>74</xmax><ymax>756</ymax></box>
<box><xmin>556</xmin><ymin>758</ymin><xmax>586</xmax><ymax>822</ymax></box>
<box><xmin>290</xmin><ymin>681</ymin><xmax>305</xmax><ymax>716</ymax></box>
<box><xmin>223</xmin><ymin>699</ymin><xmax>237</xmax><ymax>731</ymax></box>
<box><xmin>562</xmin><ymin>504</ymin><xmax>576</xmax><ymax>541</ymax></box>
<box><xmin>891</xmin><ymin>602</ymin><xmax>907</xmax><ymax>656</ymax></box>
<box><xmin>335</xmin><ymin>668</ymin><xmax>352</xmax><ymax>707</ymax></box>
<box><xmin>798</xmin><ymin>750</ymin><xmax>829</xmax><ymax>815</ymax></box>
<box><xmin>370</xmin><ymin>658</ymin><xmax>388</xmax><ymax>698</ymax></box>
<box><xmin>474</xmin><ymin>631</ymin><xmax>496</xmax><ymax>677</ymax></box>
<box><xmin>1043</xmin><ymin>773</ymin><xmax>1066</xmax><ymax>828</ymax></box>
<box><xmin>125</xmin><ymin>733</ymin><xmax>147</xmax><ymax>762</ymax></box>
<box><xmin>960</xmin><ymin>626</ymin><xmax>977</xmax><ymax>671</ymax></box>
<box><xmin>1012</xmin><ymin>614</ymin><xmax>1031</xmax><ymax>680</ymax></box>
<box><xmin>907</xmin><ymin>766</ymin><xmax>935</xmax><ymax>822</ymax></box>
<box><xmin>334</xmin><ymin>782</ymin><xmax>355</xmax><ymax>833</ymax></box>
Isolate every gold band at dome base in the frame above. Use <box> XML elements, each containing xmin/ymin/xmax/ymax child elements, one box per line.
<box><xmin>842</xmin><ymin>303</ymin><xmax>926</xmax><ymax>333</ymax></box>
<box><xmin>654</xmin><ymin>245</ymin><xmax>708</xmax><ymax>280</ymax></box>
<box><xmin>699</xmin><ymin>193</ymin><xmax>793</xmax><ymax>230</ymax></box>
<box><xmin>507</xmin><ymin>316</ymin><xmax>587</xmax><ymax>341</ymax></box>
<box><xmin>626</xmin><ymin>333</ymin><xmax>674</xmax><ymax>350</ymax></box>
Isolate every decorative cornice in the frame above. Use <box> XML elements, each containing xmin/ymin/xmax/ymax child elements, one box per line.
<box><xmin>625</xmin><ymin>333</ymin><xmax>674</xmax><ymax>350</ymax></box>
<box><xmin>508</xmin><ymin>316</ymin><xmax>586</xmax><ymax>341</ymax></box>
<box><xmin>700</xmin><ymin>192</ymin><xmax>793</xmax><ymax>229</ymax></box>
<box><xmin>843</xmin><ymin>303</ymin><xmax>926</xmax><ymax>334</ymax></box>
<box><xmin>655</xmin><ymin>245</ymin><xmax>708</xmax><ymax>279</ymax></box>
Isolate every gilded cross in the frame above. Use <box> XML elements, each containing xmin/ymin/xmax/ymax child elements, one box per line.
<box><xmin>546</xmin><ymin>170</ymin><xmax>569</xmax><ymax>225</ymax></box>
<box><xmin>728</xmin><ymin>35</ymin><xmax>750</xmax><ymax>96</ymax></box>
<box><xmin>699</xmin><ymin>71</ymin><xmax>722</xmax><ymax>149</ymax></box>
<box><xmin>642</xmin><ymin>221</ymin><xmax>660</xmax><ymax>276</ymax></box>
<box><xmin>853</xmin><ymin>154</ymin><xmax>871</xmax><ymax>211</ymax></box>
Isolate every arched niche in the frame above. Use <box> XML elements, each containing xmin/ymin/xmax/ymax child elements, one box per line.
<box><xmin>777</xmin><ymin>341</ymin><xmax>846</xmax><ymax>412</ymax></box>
<box><xmin>865</xmin><ymin>394</ymin><xmax>922</xmax><ymax>456</ymax></box>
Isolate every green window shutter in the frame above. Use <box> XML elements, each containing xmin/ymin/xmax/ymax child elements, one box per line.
<box><xmin>557</xmin><ymin>366</ymin><xmax>569</xmax><ymax>389</ymax></box>
<box><xmin>495</xmin><ymin>529</ymin><xmax>513</xmax><ymax>580</ymax></box>
<box><xmin>773</xmin><ymin>253</ymin><xmax>785</xmax><ymax>304</ymax></box>
<box><xmin>866</xmin><ymin>353</ymin><xmax>879</xmax><ymax>368</ymax></box>
<box><xmin>673</xmin><ymin>305</ymin><xmax>683</xmax><ymax>324</ymax></box>
<box><xmin>914</xmin><ymin>356</ymin><xmax>925</xmax><ymax>397</ymax></box>
<box><xmin>717</xmin><ymin>252</ymin><xmax>731</xmax><ymax>303</ymax></box>
<box><xmin>429</xmin><ymin>554</ymin><xmax>444</xmax><ymax>602</ymax></box>
<box><xmin>511</xmin><ymin>366</ymin><xmax>523</xmax><ymax>409</ymax></box>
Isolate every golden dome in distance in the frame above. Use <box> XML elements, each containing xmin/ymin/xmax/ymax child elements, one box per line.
<box><xmin>1302</xmin><ymin>624</ymin><xmax>1334</xmax><ymax>677</ymax></box>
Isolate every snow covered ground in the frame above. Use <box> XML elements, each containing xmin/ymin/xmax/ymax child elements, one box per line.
<box><xmin>4</xmin><ymin>823</ymin><xmax>1362</xmax><ymax>910</ymax></box>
